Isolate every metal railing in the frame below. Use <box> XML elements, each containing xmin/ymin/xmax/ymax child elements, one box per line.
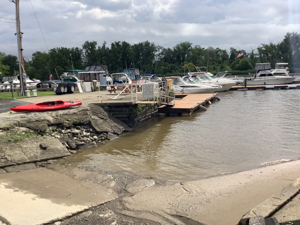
<box><xmin>98</xmin><ymin>82</ymin><xmax>175</xmax><ymax>106</ymax></box>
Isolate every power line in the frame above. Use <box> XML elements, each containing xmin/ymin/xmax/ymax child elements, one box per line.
<box><xmin>0</xmin><ymin>17</ymin><xmax>15</xmax><ymax>23</ymax></box>
<box><xmin>0</xmin><ymin>17</ymin><xmax>15</xmax><ymax>21</ymax></box>
<box><xmin>0</xmin><ymin>21</ymin><xmax>15</xmax><ymax>23</ymax></box>
<box><xmin>29</xmin><ymin>0</ymin><xmax>49</xmax><ymax>51</ymax></box>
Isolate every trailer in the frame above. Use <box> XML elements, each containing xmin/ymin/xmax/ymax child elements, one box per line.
<box><xmin>53</xmin><ymin>73</ymin><xmax>82</xmax><ymax>95</ymax></box>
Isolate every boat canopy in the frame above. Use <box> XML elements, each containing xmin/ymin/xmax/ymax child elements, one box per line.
<box><xmin>275</xmin><ymin>63</ymin><xmax>288</xmax><ymax>69</ymax></box>
<box><xmin>110</xmin><ymin>73</ymin><xmax>132</xmax><ymax>84</ymax></box>
<box><xmin>120</xmin><ymin>72</ymin><xmax>136</xmax><ymax>80</ymax></box>
<box><xmin>255</xmin><ymin>63</ymin><xmax>271</xmax><ymax>72</ymax></box>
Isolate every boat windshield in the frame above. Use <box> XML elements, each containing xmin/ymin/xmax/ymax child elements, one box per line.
<box><xmin>182</xmin><ymin>76</ymin><xmax>197</xmax><ymax>84</ymax></box>
<box><xmin>204</xmin><ymin>73</ymin><xmax>214</xmax><ymax>80</ymax></box>
<box><xmin>172</xmin><ymin>78</ymin><xmax>186</xmax><ymax>85</ymax></box>
<box><xmin>191</xmin><ymin>75</ymin><xmax>204</xmax><ymax>82</ymax></box>
<box><xmin>197</xmin><ymin>73</ymin><xmax>213</xmax><ymax>81</ymax></box>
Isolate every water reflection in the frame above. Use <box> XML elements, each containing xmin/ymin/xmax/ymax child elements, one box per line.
<box><xmin>64</xmin><ymin>90</ymin><xmax>300</xmax><ymax>182</ymax></box>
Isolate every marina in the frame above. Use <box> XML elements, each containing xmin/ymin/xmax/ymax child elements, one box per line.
<box><xmin>1</xmin><ymin>0</ymin><xmax>300</xmax><ymax>224</ymax></box>
<box><xmin>1</xmin><ymin>83</ymin><xmax>300</xmax><ymax>225</ymax></box>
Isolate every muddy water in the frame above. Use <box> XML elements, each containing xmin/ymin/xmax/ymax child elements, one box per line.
<box><xmin>65</xmin><ymin>90</ymin><xmax>300</xmax><ymax>183</ymax></box>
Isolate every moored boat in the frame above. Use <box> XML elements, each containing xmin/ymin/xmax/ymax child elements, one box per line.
<box><xmin>10</xmin><ymin>100</ymin><xmax>82</xmax><ymax>112</ymax></box>
<box><xmin>187</xmin><ymin>72</ymin><xmax>236</xmax><ymax>91</ymax></box>
<box><xmin>171</xmin><ymin>77</ymin><xmax>221</xmax><ymax>94</ymax></box>
<box><xmin>246</xmin><ymin>63</ymin><xmax>295</xmax><ymax>85</ymax></box>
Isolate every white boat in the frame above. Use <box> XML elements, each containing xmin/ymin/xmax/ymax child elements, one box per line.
<box><xmin>139</xmin><ymin>74</ymin><xmax>162</xmax><ymax>83</ymax></box>
<box><xmin>187</xmin><ymin>72</ymin><xmax>236</xmax><ymax>91</ymax></box>
<box><xmin>212</xmin><ymin>71</ymin><xmax>242</xmax><ymax>85</ymax></box>
<box><xmin>271</xmin><ymin>63</ymin><xmax>290</xmax><ymax>76</ymax></box>
<box><xmin>1</xmin><ymin>76</ymin><xmax>38</xmax><ymax>90</ymax></box>
<box><xmin>246</xmin><ymin>63</ymin><xmax>295</xmax><ymax>85</ymax></box>
<box><xmin>109</xmin><ymin>72</ymin><xmax>132</xmax><ymax>84</ymax></box>
<box><xmin>171</xmin><ymin>77</ymin><xmax>221</xmax><ymax>94</ymax></box>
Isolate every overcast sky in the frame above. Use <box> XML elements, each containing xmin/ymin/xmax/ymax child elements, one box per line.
<box><xmin>1</xmin><ymin>0</ymin><xmax>299</xmax><ymax>59</ymax></box>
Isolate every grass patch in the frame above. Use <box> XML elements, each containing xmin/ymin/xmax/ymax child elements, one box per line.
<box><xmin>0</xmin><ymin>131</ymin><xmax>36</xmax><ymax>142</ymax></box>
<box><xmin>0</xmin><ymin>91</ymin><xmax>56</xmax><ymax>100</ymax></box>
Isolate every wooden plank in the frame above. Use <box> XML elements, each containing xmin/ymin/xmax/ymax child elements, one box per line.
<box><xmin>171</xmin><ymin>93</ymin><xmax>216</xmax><ymax>110</ymax></box>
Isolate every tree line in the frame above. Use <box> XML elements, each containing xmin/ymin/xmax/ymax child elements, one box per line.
<box><xmin>0</xmin><ymin>32</ymin><xmax>299</xmax><ymax>81</ymax></box>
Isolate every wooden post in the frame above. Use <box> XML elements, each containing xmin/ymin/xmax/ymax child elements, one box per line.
<box><xmin>14</xmin><ymin>0</ymin><xmax>27</xmax><ymax>96</ymax></box>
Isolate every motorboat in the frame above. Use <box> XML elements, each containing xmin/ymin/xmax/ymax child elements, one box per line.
<box><xmin>187</xmin><ymin>72</ymin><xmax>236</xmax><ymax>91</ymax></box>
<box><xmin>171</xmin><ymin>77</ymin><xmax>221</xmax><ymax>94</ymax></box>
<box><xmin>246</xmin><ymin>63</ymin><xmax>295</xmax><ymax>85</ymax></box>
<box><xmin>1</xmin><ymin>75</ymin><xmax>38</xmax><ymax>90</ymax></box>
<box><xmin>139</xmin><ymin>74</ymin><xmax>162</xmax><ymax>83</ymax></box>
<box><xmin>212</xmin><ymin>71</ymin><xmax>242</xmax><ymax>85</ymax></box>
<box><xmin>109</xmin><ymin>72</ymin><xmax>132</xmax><ymax>85</ymax></box>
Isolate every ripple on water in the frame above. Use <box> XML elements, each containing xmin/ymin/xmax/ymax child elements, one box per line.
<box><xmin>65</xmin><ymin>90</ymin><xmax>300</xmax><ymax>182</ymax></box>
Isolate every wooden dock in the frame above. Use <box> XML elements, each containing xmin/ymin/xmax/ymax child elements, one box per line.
<box><xmin>158</xmin><ymin>93</ymin><xmax>218</xmax><ymax>116</ymax></box>
<box><xmin>230</xmin><ymin>83</ymin><xmax>300</xmax><ymax>91</ymax></box>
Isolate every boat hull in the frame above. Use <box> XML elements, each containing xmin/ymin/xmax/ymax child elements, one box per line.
<box><xmin>10</xmin><ymin>100</ymin><xmax>82</xmax><ymax>112</ymax></box>
<box><xmin>246</xmin><ymin>76</ymin><xmax>295</xmax><ymax>85</ymax></box>
<box><xmin>173</xmin><ymin>86</ymin><xmax>218</xmax><ymax>94</ymax></box>
<box><xmin>213</xmin><ymin>82</ymin><xmax>235</xmax><ymax>91</ymax></box>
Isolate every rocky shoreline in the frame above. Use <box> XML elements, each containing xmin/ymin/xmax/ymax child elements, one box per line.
<box><xmin>0</xmin><ymin>104</ymin><xmax>133</xmax><ymax>173</ymax></box>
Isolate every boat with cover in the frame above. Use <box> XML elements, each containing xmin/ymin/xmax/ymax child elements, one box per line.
<box><xmin>171</xmin><ymin>77</ymin><xmax>221</xmax><ymax>94</ymax></box>
<box><xmin>10</xmin><ymin>100</ymin><xmax>82</xmax><ymax>112</ymax></box>
<box><xmin>187</xmin><ymin>72</ymin><xmax>236</xmax><ymax>91</ymax></box>
<box><xmin>246</xmin><ymin>63</ymin><xmax>295</xmax><ymax>85</ymax></box>
<box><xmin>1</xmin><ymin>76</ymin><xmax>38</xmax><ymax>90</ymax></box>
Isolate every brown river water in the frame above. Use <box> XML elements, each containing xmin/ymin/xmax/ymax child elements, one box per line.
<box><xmin>64</xmin><ymin>89</ymin><xmax>300</xmax><ymax>183</ymax></box>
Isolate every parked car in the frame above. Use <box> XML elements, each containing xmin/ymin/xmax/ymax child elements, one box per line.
<box><xmin>37</xmin><ymin>81</ymin><xmax>59</xmax><ymax>88</ymax></box>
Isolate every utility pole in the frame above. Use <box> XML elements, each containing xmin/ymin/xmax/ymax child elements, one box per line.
<box><xmin>12</xmin><ymin>0</ymin><xmax>27</xmax><ymax>96</ymax></box>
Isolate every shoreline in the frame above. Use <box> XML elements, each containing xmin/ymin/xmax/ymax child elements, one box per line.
<box><xmin>1</xmin><ymin>94</ymin><xmax>300</xmax><ymax>224</ymax></box>
<box><xmin>117</xmin><ymin>159</ymin><xmax>300</xmax><ymax>225</ymax></box>
<box><xmin>39</xmin><ymin>158</ymin><xmax>300</xmax><ymax>225</ymax></box>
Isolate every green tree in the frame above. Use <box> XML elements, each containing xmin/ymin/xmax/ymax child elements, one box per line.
<box><xmin>2</xmin><ymin>54</ymin><xmax>18</xmax><ymax>76</ymax></box>
<box><xmin>0</xmin><ymin>52</ymin><xmax>10</xmax><ymax>79</ymax></box>
<box><xmin>97</xmin><ymin>41</ymin><xmax>110</xmax><ymax>66</ymax></box>
<box><xmin>132</xmin><ymin>41</ymin><xmax>157</xmax><ymax>74</ymax></box>
<box><xmin>69</xmin><ymin>47</ymin><xmax>84</xmax><ymax>69</ymax></box>
<box><xmin>29</xmin><ymin>51</ymin><xmax>51</xmax><ymax>81</ymax></box>
<box><xmin>188</xmin><ymin>45</ymin><xmax>206</xmax><ymax>67</ymax></box>
<box><xmin>182</xmin><ymin>62</ymin><xmax>195</xmax><ymax>73</ymax></box>
<box><xmin>173</xmin><ymin>42</ymin><xmax>192</xmax><ymax>67</ymax></box>
<box><xmin>108</xmin><ymin>41</ymin><xmax>133</xmax><ymax>72</ymax></box>
<box><xmin>82</xmin><ymin>41</ymin><xmax>98</xmax><ymax>66</ymax></box>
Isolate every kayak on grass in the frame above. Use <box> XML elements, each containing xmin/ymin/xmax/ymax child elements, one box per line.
<box><xmin>10</xmin><ymin>100</ymin><xmax>82</xmax><ymax>112</ymax></box>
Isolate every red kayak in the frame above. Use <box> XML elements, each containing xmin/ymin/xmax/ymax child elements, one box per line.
<box><xmin>10</xmin><ymin>100</ymin><xmax>82</xmax><ymax>112</ymax></box>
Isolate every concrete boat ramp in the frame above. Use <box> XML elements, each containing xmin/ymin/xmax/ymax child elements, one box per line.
<box><xmin>0</xmin><ymin>168</ymin><xmax>118</xmax><ymax>225</ymax></box>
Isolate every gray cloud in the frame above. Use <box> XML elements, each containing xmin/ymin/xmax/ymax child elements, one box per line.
<box><xmin>0</xmin><ymin>0</ymin><xmax>299</xmax><ymax>59</ymax></box>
